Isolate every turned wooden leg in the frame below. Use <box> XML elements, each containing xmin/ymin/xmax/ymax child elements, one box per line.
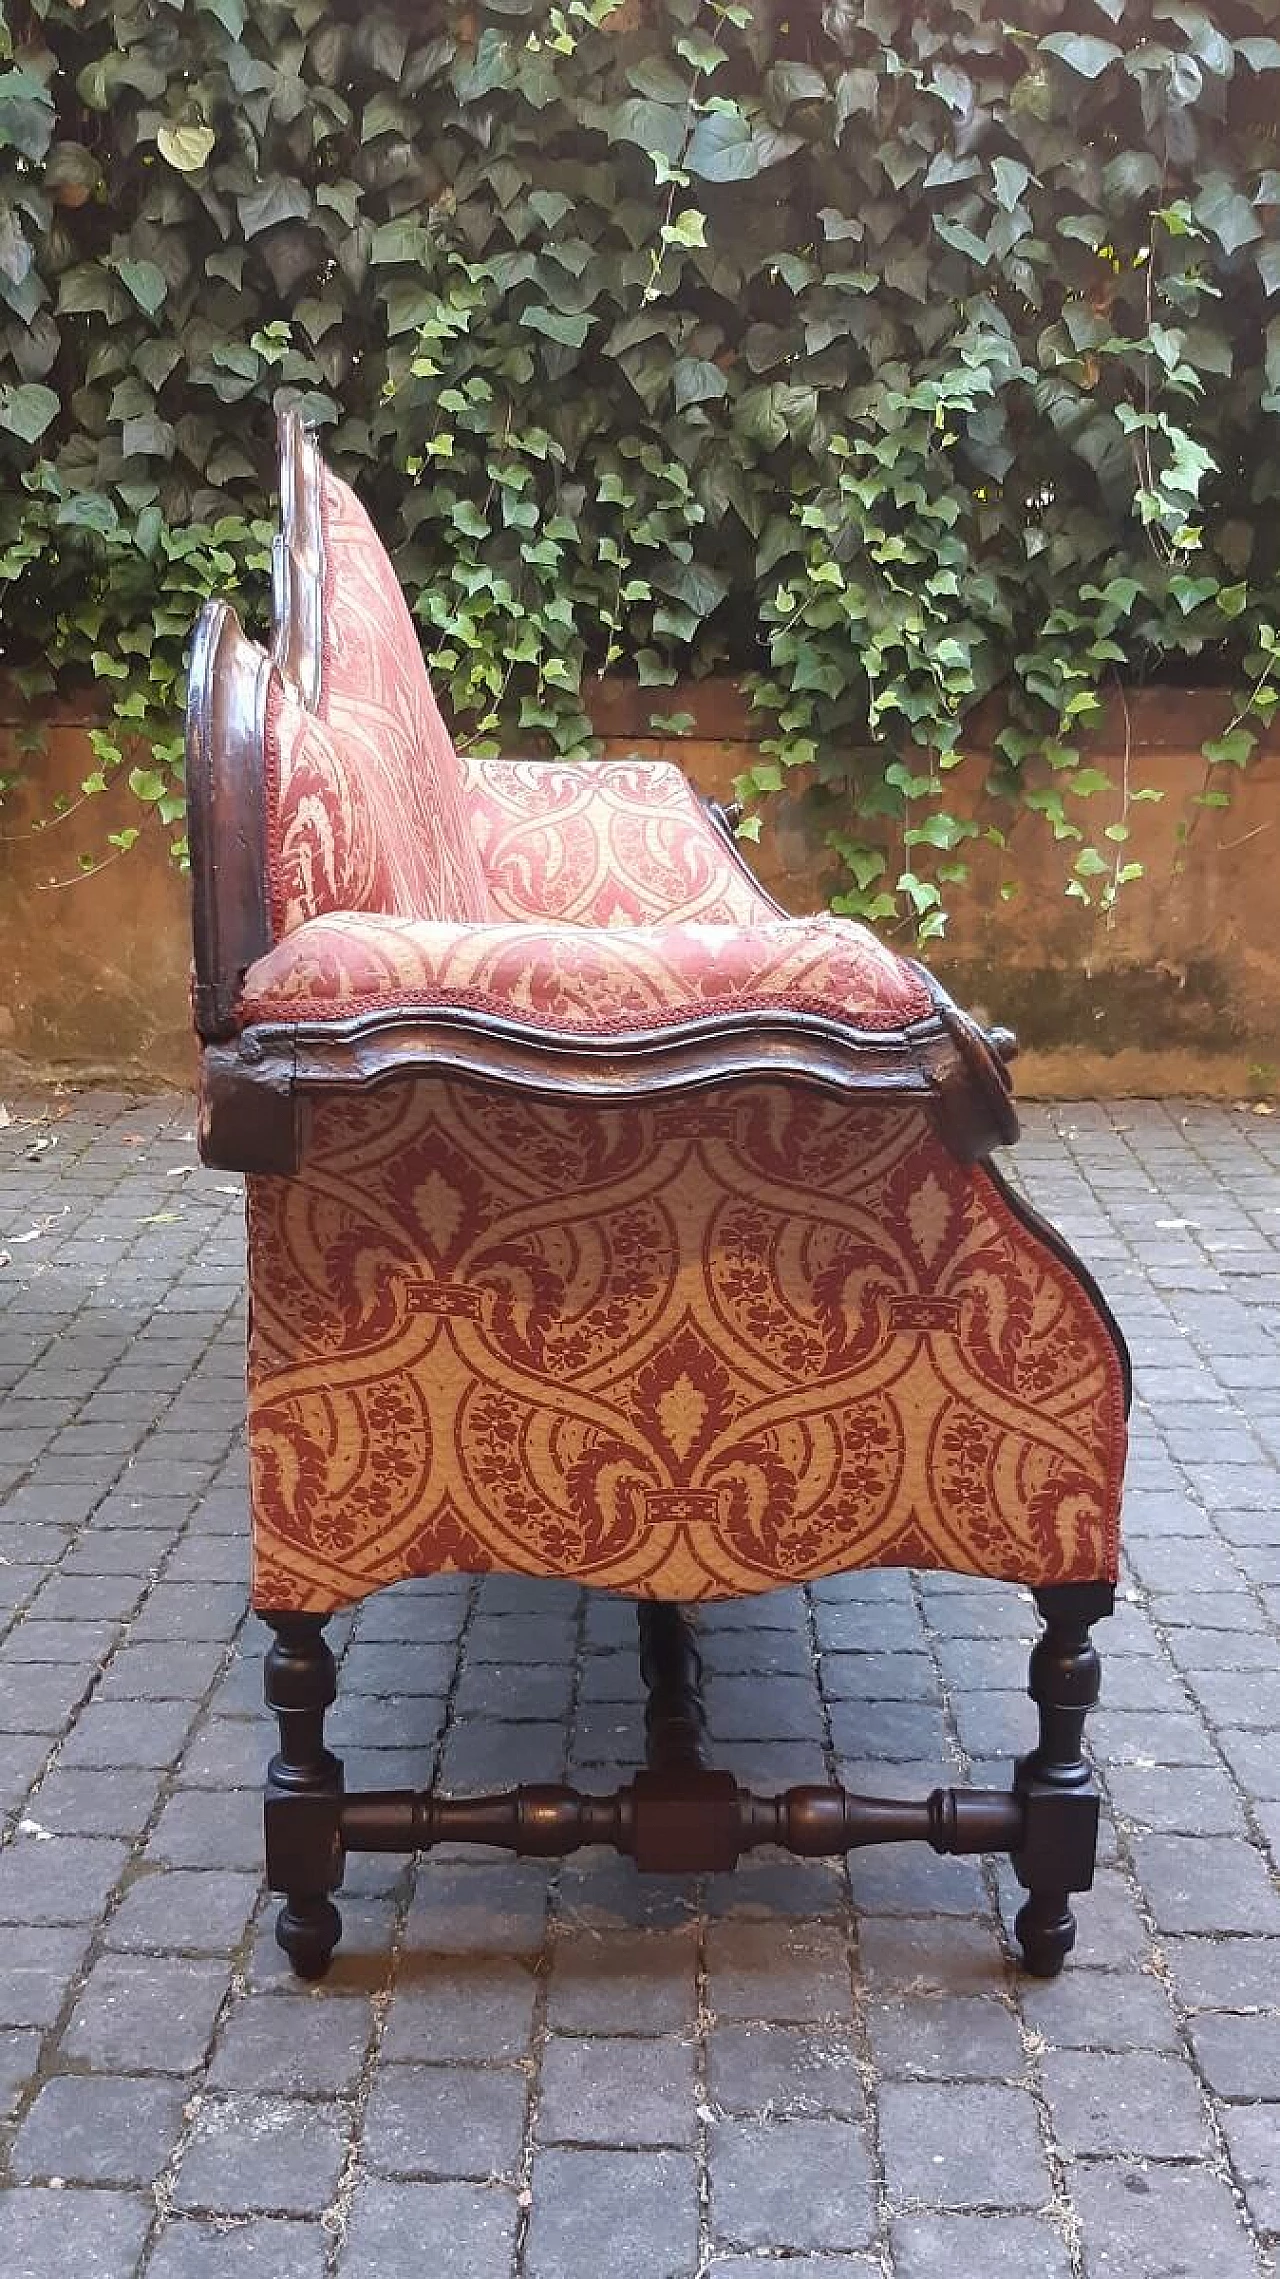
<box><xmin>1013</xmin><ymin>1582</ymin><xmax>1112</xmax><ymax>1979</ymax></box>
<box><xmin>262</xmin><ymin>1614</ymin><xmax>344</xmax><ymax>1981</ymax></box>
<box><xmin>637</xmin><ymin>1602</ymin><xmax>710</xmax><ymax>1772</ymax></box>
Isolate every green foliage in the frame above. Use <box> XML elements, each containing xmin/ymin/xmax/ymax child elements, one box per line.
<box><xmin>1</xmin><ymin>0</ymin><xmax>1279</xmax><ymax>919</ymax></box>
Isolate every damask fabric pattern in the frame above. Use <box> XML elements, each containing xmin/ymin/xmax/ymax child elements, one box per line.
<box><xmin>265</xmin><ymin>676</ymin><xmax>445</xmax><ymax>938</ymax></box>
<box><xmin>246</xmin><ymin>1083</ymin><xmax>1126</xmax><ymax>1614</ymax></box>
<box><xmin>266</xmin><ymin>463</ymin><xmax>490</xmax><ymax>936</ymax></box>
<box><xmin>237</xmin><ymin>909</ymin><xmax>935</xmax><ymax>1034</ymax></box>
<box><xmin>462</xmin><ymin>755</ymin><xmax>779</xmax><ymax>926</ymax></box>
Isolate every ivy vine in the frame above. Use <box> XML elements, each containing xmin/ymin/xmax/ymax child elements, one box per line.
<box><xmin>1</xmin><ymin>0</ymin><xmax>1278</xmax><ymax>930</ymax></box>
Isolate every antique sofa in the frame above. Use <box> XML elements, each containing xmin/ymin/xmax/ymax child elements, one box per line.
<box><xmin>187</xmin><ymin>411</ymin><xmax>1128</xmax><ymax>1981</ymax></box>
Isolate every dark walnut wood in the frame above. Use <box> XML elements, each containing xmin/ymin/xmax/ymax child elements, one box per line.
<box><xmin>185</xmin><ymin>600</ymin><xmax>274</xmax><ymax>1044</ymax></box>
<box><xmin>195</xmin><ymin>1001</ymin><xmax>1017</xmax><ymax>1177</ymax></box>
<box><xmin>1012</xmin><ymin>1581</ymin><xmax>1114</xmax><ymax>1977</ymax></box>
<box><xmin>263</xmin><ymin>1614</ymin><xmax>344</xmax><ymax>1981</ymax></box>
<box><xmin>261</xmin><ymin>1597</ymin><xmax>1107</xmax><ymax>1981</ymax></box>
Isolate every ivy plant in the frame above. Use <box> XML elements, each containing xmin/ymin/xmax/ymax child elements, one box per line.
<box><xmin>0</xmin><ymin>0</ymin><xmax>1277</xmax><ymax>924</ymax></box>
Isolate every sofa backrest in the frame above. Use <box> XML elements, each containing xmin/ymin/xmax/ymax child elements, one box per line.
<box><xmin>267</xmin><ymin>417</ymin><xmax>490</xmax><ymax>933</ymax></box>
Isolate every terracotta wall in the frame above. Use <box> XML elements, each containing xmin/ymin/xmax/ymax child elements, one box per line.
<box><xmin>0</xmin><ymin>713</ymin><xmax>196</xmax><ymax>1088</ymax></box>
<box><xmin>593</xmin><ymin>683</ymin><xmax>1280</xmax><ymax>1098</ymax></box>
<box><xmin>2</xmin><ymin>688</ymin><xmax>1277</xmax><ymax>1095</ymax></box>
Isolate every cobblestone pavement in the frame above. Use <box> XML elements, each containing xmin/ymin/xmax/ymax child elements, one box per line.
<box><xmin>0</xmin><ymin>1089</ymin><xmax>1277</xmax><ymax>2279</ymax></box>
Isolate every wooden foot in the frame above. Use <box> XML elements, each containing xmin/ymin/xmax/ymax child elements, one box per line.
<box><xmin>275</xmin><ymin>1895</ymin><xmax>343</xmax><ymax>1980</ymax></box>
<box><xmin>262</xmin><ymin>1614</ymin><xmax>345</xmax><ymax>1981</ymax></box>
<box><xmin>1014</xmin><ymin>1888</ymin><xmax>1076</xmax><ymax>1978</ymax></box>
<box><xmin>1012</xmin><ymin>1582</ymin><xmax>1112</xmax><ymax>1977</ymax></box>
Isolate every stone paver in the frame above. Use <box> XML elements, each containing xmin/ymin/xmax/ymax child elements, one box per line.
<box><xmin>0</xmin><ymin>1090</ymin><xmax>1278</xmax><ymax>2275</ymax></box>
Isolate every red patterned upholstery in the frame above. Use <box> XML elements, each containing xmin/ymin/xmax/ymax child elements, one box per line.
<box><xmin>265</xmin><ymin>678</ymin><xmax>452</xmax><ymax>936</ymax></box>
<box><xmin>246</xmin><ymin>1086</ymin><xmax>1126</xmax><ymax>1612</ymax></box>
<box><xmin>463</xmin><ymin>755</ymin><xmax>777</xmax><ymax>925</ymax></box>
<box><xmin>267</xmin><ymin>464</ymin><xmax>489</xmax><ymax>932</ymax></box>
<box><xmin>238</xmin><ymin>910</ymin><xmax>934</xmax><ymax>1034</ymax></box>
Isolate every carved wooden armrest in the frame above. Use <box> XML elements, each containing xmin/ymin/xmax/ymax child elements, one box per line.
<box><xmin>196</xmin><ymin>905</ymin><xmax>1016</xmax><ymax>1174</ymax></box>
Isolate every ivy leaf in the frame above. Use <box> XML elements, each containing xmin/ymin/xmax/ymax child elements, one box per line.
<box><xmin>528</xmin><ymin>190</ymin><xmax>574</xmax><ymax>232</ymax></box>
<box><xmin>933</xmin><ymin>217</ymin><xmax>990</xmax><ymax>264</ymax></box>
<box><xmin>753</xmin><ymin>126</ymin><xmax>803</xmax><ymax>172</ymax></box>
<box><xmin>1237</xmin><ymin>39</ymin><xmax>1280</xmax><ymax>72</ymax></box>
<box><xmin>237</xmin><ymin>181</ymin><xmax>311</xmax><ymax>238</ymax></box>
<box><xmin>0</xmin><ymin>383</ymin><xmax>59</xmax><ymax>443</ymax></box>
<box><xmin>663</xmin><ymin>209</ymin><xmax>707</xmax><ymax>249</ymax></box>
<box><xmin>115</xmin><ymin>260</ymin><xmax>168</xmax><ymax>317</ymax></box>
<box><xmin>0</xmin><ymin>210</ymin><xmax>30</xmax><ymax>291</ymax></box>
<box><xmin>738</xmin><ymin>384</ymin><xmax>818</xmax><ymax>448</ymax></box>
<box><xmin>1039</xmin><ymin>33</ymin><xmax>1122</xmax><ymax>78</ymax></box>
<box><xmin>359</xmin><ymin>14</ymin><xmax>409</xmax><ymax>73</ymax></box>
<box><xmin>834</xmin><ymin>67</ymin><xmax>878</xmax><ymax>130</ymax></box>
<box><xmin>121</xmin><ymin>413</ymin><xmax>176</xmax><ymax>458</ymax></box>
<box><xmin>0</xmin><ymin>66</ymin><xmax>56</xmax><ymax>161</ymax></box>
<box><xmin>76</xmin><ymin>50</ymin><xmax>166</xmax><ymax>112</ymax></box>
<box><xmin>673</xmin><ymin>356</ymin><xmax>728</xmax><ymax>408</ymax></box>
<box><xmin>382</xmin><ymin>283</ymin><xmax>439</xmax><ymax>334</ymax></box>
<box><xmin>627</xmin><ymin>58</ymin><xmax>691</xmax><ymax>105</ymax></box>
<box><xmin>687</xmin><ymin>112</ymin><xmax>759</xmax><ymax>182</ymax></box>
<box><xmin>905</xmin><ymin>812</ymin><xmax>967</xmax><ymax>850</ymax></box>
<box><xmin>1202</xmin><ymin>729</ymin><xmax>1255</xmax><ymax>766</ymax></box>
<box><xmin>1169</xmin><ymin>573</ymin><xmax>1219</xmax><ymax>611</ymax></box>
<box><xmin>992</xmin><ymin>157</ymin><xmax>1031</xmax><ymax>212</ymax></box>
<box><xmin>521</xmin><ymin>306</ymin><xmax>592</xmax><ymax>347</ymax></box>
<box><xmin>1195</xmin><ymin>175</ymin><xmax>1263</xmax><ymax>252</ymax></box>
<box><xmin>453</xmin><ymin>29</ymin><xmax>516</xmax><ymax>102</ymax></box>
<box><xmin>922</xmin><ymin>153</ymin><xmax>980</xmax><ymax>194</ymax></box>
<box><xmin>1011</xmin><ymin>66</ymin><xmax>1052</xmax><ymax>119</ymax></box>
<box><xmin>55</xmin><ymin>491</ymin><xmax>118</xmax><ymax>533</ymax></box>
<box><xmin>767</xmin><ymin>62</ymin><xmax>828</xmax><ymax>107</ymax></box>
<box><xmin>676</xmin><ymin>33</ymin><xmax>728</xmax><ymax>75</ymax></box>
<box><xmin>156</xmin><ymin>123</ymin><xmax>215</xmax><ymax>172</ymax></box>
<box><xmin>370</xmin><ymin>219</ymin><xmax>427</xmax><ymax>265</ymax></box>
<box><xmin>608</xmin><ymin>98</ymin><xmax>687</xmax><ymax>164</ymax></box>
<box><xmin>198</xmin><ymin>0</ymin><xmax>246</xmax><ymax>32</ymax></box>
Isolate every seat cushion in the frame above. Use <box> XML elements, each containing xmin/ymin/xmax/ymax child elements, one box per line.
<box><xmin>237</xmin><ymin>910</ymin><xmax>935</xmax><ymax>1035</ymax></box>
